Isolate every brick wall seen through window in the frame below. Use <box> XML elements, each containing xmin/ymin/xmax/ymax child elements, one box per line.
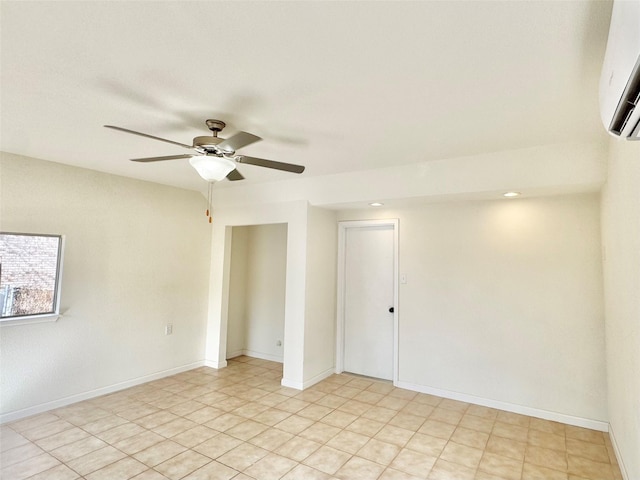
<box><xmin>0</xmin><ymin>233</ymin><xmax>63</xmax><ymax>318</ymax></box>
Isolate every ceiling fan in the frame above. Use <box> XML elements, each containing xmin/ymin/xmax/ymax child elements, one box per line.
<box><xmin>104</xmin><ymin>119</ymin><xmax>305</xmax><ymax>182</ymax></box>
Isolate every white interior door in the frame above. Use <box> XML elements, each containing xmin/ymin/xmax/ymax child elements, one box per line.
<box><xmin>343</xmin><ymin>224</ymin><xmax>395</xmax><ymax>380</ymax></box>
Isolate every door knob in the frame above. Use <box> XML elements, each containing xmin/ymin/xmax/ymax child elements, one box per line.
<box><xmin>389</xmin><ymin>307</ymin><xmax>394</xmax><ymax>313</ymax></box>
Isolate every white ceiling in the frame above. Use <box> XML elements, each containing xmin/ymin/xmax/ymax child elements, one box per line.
<box><xmin>1</xmin><ymin>1</ymin><xmax>613</xmax><ymax>193</ymax></box>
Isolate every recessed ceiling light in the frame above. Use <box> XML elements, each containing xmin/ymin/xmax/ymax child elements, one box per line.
<box><xmin>369</xmin><ymin>202</ymin><xmax>384</xmax><ymax>207</ymax></box>
<box><xmin>503</xmin><ymin>192</ymin><xmax>521</xmax><ymax>198</ymax></box>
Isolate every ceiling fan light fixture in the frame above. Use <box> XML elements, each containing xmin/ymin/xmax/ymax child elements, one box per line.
<box><xmin>105</xmin><ymin>120</ymin><xmax>305</xmax><ymax>180</ymax></box>
<box><xmin>189</xmin><ymin>156</ymin><xmax>236</xmax><ymax>182</ymax></box>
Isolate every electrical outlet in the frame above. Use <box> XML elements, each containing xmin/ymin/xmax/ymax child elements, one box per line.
<box><xmin>165</xmin><ymin>324</ymin><xmax>173</xmax><ymax>335</ymax></box>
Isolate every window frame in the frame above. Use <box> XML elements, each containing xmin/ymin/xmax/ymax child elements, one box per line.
<box><xmin>0</xmin><ymin>232</ymin><xmax>65</xmax><ymax>326</ymax></box>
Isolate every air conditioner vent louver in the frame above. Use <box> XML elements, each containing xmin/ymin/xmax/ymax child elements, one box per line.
<box><xmin>610</xmin><ymin>56</ymin><xmax>640</xmax><ymax>138</ymax></box>
<box><xmin>600</xmin><ymin>0</ymin><xmax>640</xmax><ymax>141</ymax></box>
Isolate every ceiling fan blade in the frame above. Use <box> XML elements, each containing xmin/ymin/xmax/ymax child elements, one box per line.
<box><xmin>104</xmin><ymin>125</ymin><xmax>195</xmax><ymax>151</ymax></box>
<box><xmin>130</xmin><ymin>154</ymin><xmax>193</xmax><ymax>163</ymax></box>
<box><xmin>226</xmin><ymin>169</ymin><xmax>245</xmax><ymax>181</ymax></box>
<box><xmin>236</xmin><ymin>155</ymin><xmax>305</xmax><ymax>174</ymax></box>
<box><xmin>217</xmin><ymin>131</ymin><xmax>262</xmax><ymax>153</ymax></box>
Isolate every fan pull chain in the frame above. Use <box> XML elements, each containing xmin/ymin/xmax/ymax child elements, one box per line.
<box><xmin>208</xmin><ymin>182</ymin><xmax>213</xmax><ymax>223</ymax></box>
<box><xmin>205</xmin><ymin>182</ymin><xmax>210</xmax><ymax>217</ymax></box>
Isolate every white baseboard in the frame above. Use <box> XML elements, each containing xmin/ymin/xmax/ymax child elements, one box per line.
<box><xmin>226</xmin><ymin>350</ymin><xmax>245</xmax><ymax>360</ymax></box>
<box><xmin>302</xmin><ymin>367</ymin><xmax>336</xmax><ymax>389</ymax></box>
<box><xmin>241</xmin><ymin>349</ymin><xmax>283</xmax><ymax>364</ymax></box>
<box><xmin>0</xmin><ymin>361</ymin><xmax>205</xmax><ymax>425</ymax></box>
<box><xmin>211</xmin><ymin>349</ymin><xmax>286</xmax><ymax>368</ymax></box>
<box><xmin>395</xmin><ymin>380</ymin><xmax>609</xmax><ymax>432</ymax></box>
<box><xmin>226</xmin><ymin>350</ymin><xmax>283</xmax><ymax>364</ymax></box>
<box><xmin>608</xmin><ymin>423</ymin><xmax>629</xmax><ymax>480</ymax></box>
<box><xmin>280</xmin><ymin>378</ymin><xmax>303</xmax><ymax>390</ymax></box>
<box><xmin>281</xmin><ymin>367</ymin><xmax>335</xmax><ymax>391</ymax></box>
<box><xmin>204</xmin><ymin>359</ymin><xmax>227</xmax><ymax>369</ymax></box>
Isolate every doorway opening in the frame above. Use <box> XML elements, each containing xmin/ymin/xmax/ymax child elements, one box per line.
<box><xmin>226</xmin><ymin>223</ymin><xmax>288</xmax><ymax>372</ymax></box>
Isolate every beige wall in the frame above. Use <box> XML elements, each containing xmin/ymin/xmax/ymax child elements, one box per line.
<box><xmin>338</xmin><ymin>193</ymin><xmax>607</xmax><ymax>427</ymax></box>
<box><xmin>0</xmin><ymin>152</ymin><xmax>211</xmax><ymax>419</ymax></box>
<box><xmin>601</xmin><ymin>138</ymin><xmax>640</xmax><ymax>480</ymax></box>
<box><xmin>303</xmin><ymin>206</ymin><xmax>338</xmax><ymax>384</ymax></box>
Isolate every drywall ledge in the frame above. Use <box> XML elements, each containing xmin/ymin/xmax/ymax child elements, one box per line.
<box><xmin>212</xmin><ymin>142</ymin><xmax>606</xmax><ymax>209</ymax></box>
<box><xmin>0</xmin><ymin>361</ymin><xmax>205</xmax><ymax>424</ymax></box>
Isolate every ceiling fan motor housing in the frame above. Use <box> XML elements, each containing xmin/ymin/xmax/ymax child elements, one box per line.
<box><xmin>193</xmin><ymin>135</ymin><xmax>223</xmax><ymax>150</ymax></box>
<box><xmin>194</xmin><ymin>119</ymin><xmax>227</xmax><ymax>151</ymax></box>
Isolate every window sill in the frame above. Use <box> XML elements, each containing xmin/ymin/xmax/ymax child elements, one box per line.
<box><xmin>0</xmin><ymin>313</ymin><xmax>61</xmax><ymax>327</ymax></box>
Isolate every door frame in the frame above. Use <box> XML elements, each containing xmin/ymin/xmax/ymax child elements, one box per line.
<box><xmin>336</xmin><ymin>219</ymin><xmax>399</xmax><ymax>384</ymax></box>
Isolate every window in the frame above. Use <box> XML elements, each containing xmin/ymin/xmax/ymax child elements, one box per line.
<box><xmin>0</xmin><ymin>232</ymin><xmax>64</xmax><ymax>322</ymax></box>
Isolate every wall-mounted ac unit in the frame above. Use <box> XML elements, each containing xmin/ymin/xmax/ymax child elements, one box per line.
<box><xmin>600</xmin><ymin>0</ymin><xmax>640</xmax><ymax>140</ymax></box>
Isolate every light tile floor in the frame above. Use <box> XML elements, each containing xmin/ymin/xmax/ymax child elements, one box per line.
<box><xmin>0</xmin><ymin>356</ymin><xmax>623</xmax><ymax>480</ymax></box>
